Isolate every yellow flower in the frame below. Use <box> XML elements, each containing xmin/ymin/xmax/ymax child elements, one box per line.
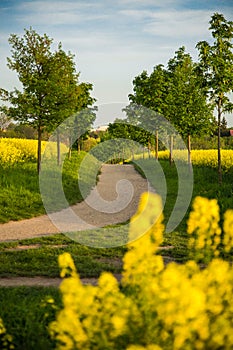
<box><xmin>0</xmin><ymin>137</ymin><xmax>68</xmax><ymax>165</ymax></box>
<box><xmin>58</xmin><ymin>252</ymin><xmax>78</xmax><ymax>278</ymax></box>
<box><xmin>129</xmin><ymin>192</ymin><xmax>164</xmax><ymax>246</ymax></box>
<box><xmin>111</xmin><ymin>315</ymin><xmax>126</xmax><ymax>336</ymax></box>
<box><xmin>49</xmin><ymin>194</ymin><xmax>233</xmax><ymax>350</ymax></box>
<box><xmin>187</xmin><ymin>196</ymin><xmax>221</xmax><ymax>261</ymax></box>
<box><xmin>223</xmin><ymin>210</ymin><xmax>233</xmax><ymax>252</ymax></box>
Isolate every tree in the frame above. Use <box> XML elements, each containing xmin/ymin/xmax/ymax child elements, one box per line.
<box><xmin>13</xmin><ymin>123</ymin><xmax>38</xmax><ymax>139</ymax></box>
<box><xmin>47</xmin><ymin>50</ymin><xmax>96</xmax><ymax>164</ymax></box>
<box><xmin>128</xmin><ymin>64</ymin><xmax>168</xmax><ymax>116</ymax></box>
<box><xmin>126</xmin><ymin>66</ymin><xmax>169</xmax><ymax>159</ymax></box>
<box><xmin>0</xmin><ymin>28</ymin><xmax>95</xmax><ymax>172</ymax></box>
<box><xmin>108</xmin><ymin>118</ymin><xmax>151</xmax><ymax>146</ymax></box>
<box><xmin>1</xmin><ymin>28</ymin><xmax>54</xmax><ymax>172</ymax></box>
<box><xmin>196</xmin><ymin>13</ymin><xmax>233</xmax><ymax>183</ymax></box>
<box><xmin>165</xmin><ymin>47</ymin><xmax>214</xmax><ymax>168</ymax></box>
<box><xmin>55</xmin><ymin>81</ymin><xmax>96</xmax><ymax>160</ymax></box>
<box><xmin>73</xmin><ymin>107</ymin><xmax>97</xmax><ymax>153</ymax></box>
<box><xmin>127</xmin><ymin>49</ymin><xmax>213</xmax><ymax>165</ymax></box>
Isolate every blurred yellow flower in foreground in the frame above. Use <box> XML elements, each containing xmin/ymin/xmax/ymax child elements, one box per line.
<box><xmin>48</xmin><ymin>193</ymin><xmax>233</xmax><ymax>350</ymax></box>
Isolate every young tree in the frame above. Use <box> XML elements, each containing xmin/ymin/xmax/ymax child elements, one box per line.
<box><xmin>57</xmin><ymin>81</ymin><xmax>96</xmax><ymax>159</ymax></box>
<box><xmin>196</xmin><ymin>13</ymin><xmax>233</xmax><ymax>183</ymax></box>
<box><xmin>47</xmin><ymin>49</ymin><xmax>95</xmax><ymax>164</ymax></box>
<box><xmin>73</xmin><ymin>107</ymin><xmax>96</xmax><ymax>153</ymax></box>
<box><xmin>0</xmin><ymin>28</ymin><xmax>95</xmax><ymax>172</ymax></box>
<box><xmin>165</xmin><ymin>47</ymin><xmax>214</xmax><ymax>168</ymax></box>
<box><xmin>129</xmin><ymin>64</ymin><xmax>168</xmax><ymax>115</ymax></box>
<box><xmin>126</xmin><ymin>66</ymin><xmax>169</xmax><ymax>158</ymax></box>
<box><xmin>127</xmin><ymin>49</ymin><xmax>213</xmax><ymax>165</ymax></box>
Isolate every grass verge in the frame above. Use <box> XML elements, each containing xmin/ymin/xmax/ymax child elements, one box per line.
<box><xmin>132</xmin><ymin>158</ymin><xmax>233</xmax><ymax>232</ymax></box>
<box><xmin>0</xmin><ymin>151</ymin><xmax>100</xmax><ymax>223</ymax></box>
<box><xmin>0</xmin><ymin>234</ymin><xmax>125</xmax><ymax>278</ymax></box>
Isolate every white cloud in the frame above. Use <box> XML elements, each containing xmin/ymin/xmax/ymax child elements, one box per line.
<box><xmin>120</xmin><ymin>9</ymin><xmax>213</xmax><ymax>39</ymax></box>
<box><xmin>119</xmin><ymin>9</ymin><xmax>150</xmax><ymax>20</ymax></box>
<box><xmin>16</xmin><ymin>0</ymin><xmax>107</xmax><ymax>25</ymax></box>
<box><xmin>145</xmin><ymin>10</ymin><xmax>212</xmax><ymax>38</ymax></box>
<box><xmin>118</xmin><ymin>0</ymin><xmax>183</xmax><ymax>7</ymax></box>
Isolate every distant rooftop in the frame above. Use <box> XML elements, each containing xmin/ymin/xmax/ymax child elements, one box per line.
<box><xmin>92</xmin><ymin>125</ymin><xmax>109</xmax><ymax>132</ymax></box>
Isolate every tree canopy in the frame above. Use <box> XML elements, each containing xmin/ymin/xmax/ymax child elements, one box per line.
<box><xmin>126</xmin><ymin>45</ymin><xmax>214</xmax><ymax>164</ymax></box>
<box><xmin>166</xmin><ymin>47</ymin><xmax>214</xmax><ymax>139</ymax></box>
<box><xmin>196</xmin><ymin>13</ymin><xmax>233</xmax><ymax>183</ymax></box>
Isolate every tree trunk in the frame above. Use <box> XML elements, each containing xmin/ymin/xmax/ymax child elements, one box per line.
<box><xmin>68</xmin><ymin>135</ymin><xmax>72</xmax><ymax>160</ymax></box>
<box><xmin>155</xmin><ymin>129</ymin><xmax>159</xmax><ymax>160</ymax></box>
<box><xmin>188</xmin><ymin>134</ymin><xmax>192</xmax><ymax>172</ymax></box>
<box><xmin>57</xmin><ymin>129</ymin><xmax>61</xmax><ymax>166</ymax></box>
<box><xmin>68</xmin><ymin>147</ymin><xmax>72</xmax><ymax>160</ymax></box>
<box><xmin>217</xmin><ymin>98</ymin><xmax>222</xmax><ymax>184</ymax></box>
<box><xmin>169</xmin><ymin>134</ymin><xmax>173</xmax><ymax>166</ymax></box>
<box><xmin>77</xmin><ymin>138</ymin><xmax>81</xmax><ymax>153</ymax></box>
<box><xmin>37</xmin><ymin>125</ymin><xmax>42</xmax><ymax>174</ymax></box>
<box><xmin>148</xmin><ymin>138</ymin><xmax>151</xmax><ymax>158</ymax></box>
<box><xmin>132</xmin><ymin>147</ymin><xmax>134</xmax><ymax>160</ymax></box>
<box><xmin>68</xmin><ymin>134</ymin><xmax>72</xmax><ymax>159</ymax></box>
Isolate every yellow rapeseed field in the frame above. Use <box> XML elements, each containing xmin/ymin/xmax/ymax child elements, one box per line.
<box><xmin>158</xmin><ymin>149</ymin><xmax>233</xmax><ymax>170</ymax></box>
<box><xmin>0</xmin><ymin>138</ymin><xmax>68</xmax><ymax>165</ymax></box>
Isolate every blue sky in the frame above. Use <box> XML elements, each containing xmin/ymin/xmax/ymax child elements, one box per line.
<box><xmin>0</xmin><ymin>0</ymin><xmax>233</xmax><ymax>126</ymax></box>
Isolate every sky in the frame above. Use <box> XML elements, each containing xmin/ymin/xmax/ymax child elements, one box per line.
<box><xmin>0</xmin><ymin>0</ymin><xmax>233</xmax><ymax>126</ymax></box>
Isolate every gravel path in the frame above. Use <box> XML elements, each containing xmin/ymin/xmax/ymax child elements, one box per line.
<box><xmin>0</xmin><ymin>164</ymin><xmax>154</xmax><ymax>242</ymax></box>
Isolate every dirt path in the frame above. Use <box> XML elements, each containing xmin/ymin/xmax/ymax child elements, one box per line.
<box><xmin>0</xmin><ymin>164</ymin><xmax>155</xmax><ymax>242</ymax></box>
<box><xmin>0</xmin><ymin>274</ymin><xmax>122</xmax><ymax>287</ymax></box>
<box><xmin>0</xmin><ymin>164</ymin><xmax>155</xmax><ymax>287</ymax></box>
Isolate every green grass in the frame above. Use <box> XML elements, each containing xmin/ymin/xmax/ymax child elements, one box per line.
<box><xmin>0</xmin><ymin>234</ymin><xmax>125</xmax><ymax>278</ymax></box>
<box><xmin>0</xmin><ymin>162</ymin><xmax>43</xmax><ymax>222</ymax></box>
<box><xmin>0</xmin><ymin>286</ymin><xmax>60</xmax><ymax>350</ymax></box>
<box><xmin>132</xmin><ymin>158</ymin><xmax>233</xmax><ymax>232</ymax></box>
<box><xmin>131</xmin><ymin>158</ymin><xmax>233</xmax><ymax>264</ymax></box>
<box><xmin>0</xmin><ymin>151</ymin><xmax>100</xmax><ymax>223</ymax></box>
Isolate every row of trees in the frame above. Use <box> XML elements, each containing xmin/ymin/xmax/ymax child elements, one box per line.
<box><xmin>0</xmin><ymin>28</ymin><xmax>96</xmax><ymax>172</ymax></box>
<box><xmin>1</xmin><ymin>14</ymin><xmax>232</xmax><ymax>180</ymax></box>
<box><xmin>107</xmin><ymin>13</ymin><xmax>233</xmax><ymax>182</ymax></box>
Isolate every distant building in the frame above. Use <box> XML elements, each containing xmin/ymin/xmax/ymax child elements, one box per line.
<box><xmin>91</xmin><ymin>125</ymin><xmax>109</xmax><ymax>133</ymax></box>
